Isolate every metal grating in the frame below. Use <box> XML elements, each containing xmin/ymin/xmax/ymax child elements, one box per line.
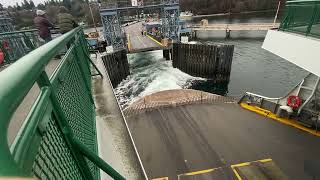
<box><xmin>0</xmin><ymin>30</ymin><xmax>40</xmax><ymax>65</ymax></box>
<box><xmin>32</xmin><ymin>117</ymin><xmax>83</xmax><ymax>180</ymax></box>
<box><xmin>280</xmin><ymin>1</ymin><xmax>320</xmax><ymax>37</ymax></box>
<box><xmin>55</xmin><ymin>50</ymin><xmax>99</xmax><ymax>179</ymax></box>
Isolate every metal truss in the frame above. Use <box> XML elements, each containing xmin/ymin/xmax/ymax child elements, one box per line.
<box><xmin>0</xmin><ymin>11</ymin><xmax>14</xmax><ymax>33</ymax></box>
<box><xmin>162</xmin><ymin>5</ymin><xmax>179</xmax><ymax>40</ymax></box>
<box><xmin>100</xmin><ymin>10</ymin><xmax>125</xmax><ymax>50</ymax></box>
<box><xmin>100</xmin><ymin>0</ymin><xmax>180</xmax><ymax>49</ymax></box>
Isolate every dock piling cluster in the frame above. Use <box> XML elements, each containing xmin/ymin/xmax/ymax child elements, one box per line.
<box><xmin>172</xmin><ymin>43</ymin><xmax>234</xmax><ymax>82</ymax></box>
<box><xmin>101</xmin><ymin>49</ymin><xmax>130</xmax><ymax>87</ymax></box>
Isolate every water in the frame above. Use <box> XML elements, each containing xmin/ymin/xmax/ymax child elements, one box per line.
<box><xmin>115</xmin><ymin>50</ymin><xmax>204</xmax><ymax>107</ymax></box>
<box><xmin>190</xmin><ymin>39</ymin><xmax>307</xmax><ymax>97</ymax></box>
<box><xmin>115</xmin><ymin>14</ymin><xmax>308</xmax><ymax>108</ymax></box>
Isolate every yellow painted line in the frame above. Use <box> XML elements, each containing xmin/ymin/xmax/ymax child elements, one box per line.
<box><xmin>147</xmin><ymin>34</ymin><xmax>165</xmax><ymax>47</ymax></box>
<box><xmin>127</xmin><ymin>34</ymin><xmax>132</xmax><ymax>51</ymax></box>
<box><xmin>152</xmin><ymin>177</ymin><xmax>168</xmax><ymax>180</ymax></box>
<box><xmin>177</xmin><ymin>167</ymin><xmax>222</xmax><ymax>180</ymax></box>
<box><xmin>259</xmin><ymin>158</ymin><xmax>272</xmax><ymax>163</ymax></box>
<box><xmin>230</xmin><ymin>162</ymin><xmax>250</xmax><ymax>168</ymax></box>
<box><xmin>231</xmin><ymin>158</ymin><xmax>273</xmax><ymax>180</ymax></box>
<box><xmin>240</xmin><ymin>103</ymin><xmax>320</xmax><ymax>137</ymax></box>
<box><xmin>232</xmin><ymin>167</ymin><xmax>243</xmax><ymax>180</ymax></box>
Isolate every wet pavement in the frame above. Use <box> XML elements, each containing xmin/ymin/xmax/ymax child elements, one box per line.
<box><xmin>126</xmin><ymin>101</ymin><xmax>320</xmax><ymax>180</ymax></box>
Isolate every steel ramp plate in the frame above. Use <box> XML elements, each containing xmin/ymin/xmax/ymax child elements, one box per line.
<box><xmin>233</xmin><ymin>160</ymin><xmax>289</xmax><ymax>180</ymax></box>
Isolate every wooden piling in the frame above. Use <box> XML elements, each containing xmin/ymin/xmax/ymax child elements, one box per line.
<box><xmin>163</xmin><ymin>49</ymin><xmax>170</xmax><ymax>60</ymax></box>
<box><xmin>172</xmin><ymin>43</ymin><xmax>234</xmax><ymax>82</ymax></box>
<box><xmin>101</xmin><ymin>49</ymin><xmax>130</xmax><ymax>87</ymax></box>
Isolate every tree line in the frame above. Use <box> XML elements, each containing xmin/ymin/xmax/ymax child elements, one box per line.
<box><xmin>2</xmin><ymin>0</ymin><xmax>100</xmax><ymax>30</ymax></box>
<box><xmin>2</xmin><ymin>0</ymin><xmax>286</xmax><ymax>30</ymax></box>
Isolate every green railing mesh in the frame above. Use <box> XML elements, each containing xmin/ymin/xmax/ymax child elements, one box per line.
<box><xmin>280</xmin><ymin>0</ymin><xmax>320</xmax><ymax>37</ymax></box>
<box><xmin>0</xmin><ymin>27</ymin><xmax>125</xmax><ymax>180</ymax></box>
<box><xmin>55</xmin><ymin>45</ymin><xmax>99</xmax><ymax>179</ymax></box>
<box><xmin>0</xmin><ymin>29</ymin><xmax>40</xmax><ymax>65</ymax></box>
<box><xmin>32</xmin><ymin>117</ymin><xmax>83</xmax><ymax>179</ymax></box>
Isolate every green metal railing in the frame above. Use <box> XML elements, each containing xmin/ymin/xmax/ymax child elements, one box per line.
<box><xmin>280</xmin><ymin>0</ymin><xmax>320</xmax><ymax>37</ymax></box>
<box><xmin>0</xmin><ymin>27</ymin><xmax>124</xmax><ymax>180</ymax></box>
<box><xmin>0</xmin><ymin>29</ymin><xmax>40</xmax><ymax>66</ymax></box>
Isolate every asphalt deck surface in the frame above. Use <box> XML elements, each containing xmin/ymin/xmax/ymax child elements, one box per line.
<box><xmin>126</xmin><ymin>103</ymin><xmax>320</xmax><ymax>180</ymax></box>
<box><xmin>124</xmin><ymin>22</ymin><xmax>162</xmax><ymax>53</ymax></box>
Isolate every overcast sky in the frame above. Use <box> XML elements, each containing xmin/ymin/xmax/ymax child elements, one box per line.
<box><xmin>1</xmin><ymin>0</ymin><xmax>47</xmax><ymax>7</ymax></box>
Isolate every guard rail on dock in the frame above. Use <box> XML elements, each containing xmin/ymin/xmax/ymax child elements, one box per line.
<box><xmin>280</xmin><ymin>0</ymin><xmax>320</xmax><ymax>38</ymax></box>
<box><xmin>0</xmin><ymin>29</ymin><xmax>40</xmax><ymax>66</ymax></box>
<box><xmin>0</xmin><ymin>27</ymin><xmax>124</xmax><ymax>180</ymax></box>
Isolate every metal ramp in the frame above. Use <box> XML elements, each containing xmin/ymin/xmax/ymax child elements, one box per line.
<box><xmin>239</xmin><ymin>72</ymin><xmax>320</xmax><ymax>128</ymax></box>
<box><xmin>297</xmin><ymin>73</ymin><xmax>320</xmax><ymax>114</ymax></box>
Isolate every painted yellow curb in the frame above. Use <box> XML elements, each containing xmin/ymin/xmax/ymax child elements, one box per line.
<box><xmin>240</xmin><ymin>103</ymin><xmax>320</xmax><ymax>137</ymax></box>
<box><xmin>146</xmin><ymin>34</ymin><xmax>164</xmax><ymax>47</ymax></box>
<box><xmin>231</xmin><ymin>158</ymin><xmax>273</xmax><ymax>180</ymax></box>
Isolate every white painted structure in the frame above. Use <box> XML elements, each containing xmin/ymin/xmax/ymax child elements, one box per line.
<box><xmin>181</xmin><ymin>36</ymin><xmax>189</xmax><ymax>43</ymax></box>
<box><xmin>131</xmin><ymin>0</ymin><xmax>138</xmax><ymax>6</ymax></box>
<box><xmin>262</xmin><ymin>30</ymin><xmax>320</xmax><ymax>77</ymax></box>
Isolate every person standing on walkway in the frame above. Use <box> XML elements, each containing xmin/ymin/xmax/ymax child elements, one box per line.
<box><xmin>34</xmin><ymin>10</ymin><xmax>54</xmax><ymax>43</ymax></box>
<box><xmin>57</xmin><ymin>6</ymin><xmax>77</xmax><ymax>34</ymax></box>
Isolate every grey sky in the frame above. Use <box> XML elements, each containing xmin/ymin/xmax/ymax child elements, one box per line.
<box><xmin>1</xmin><ymin>0</ymin><xmax>47</xmax><ymax>7</ymax></box>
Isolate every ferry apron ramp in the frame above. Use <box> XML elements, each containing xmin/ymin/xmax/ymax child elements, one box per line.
<box><xmin>125</xmin><ymin>102</ymin><xmax>320</xmax><ymax>180</ymax></box>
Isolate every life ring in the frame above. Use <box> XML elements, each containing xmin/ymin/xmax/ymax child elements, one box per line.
<box><xmin>287</xmin><ymin>95</ymin><xmax>302</xmax><ymax>109</ymax></box>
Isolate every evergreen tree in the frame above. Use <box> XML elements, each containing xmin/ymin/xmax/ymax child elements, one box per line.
<box><xmin>37</xmin><ymin>3</ymin><xmax>46</xmax><ymax>10</ymax></box>
<box><xmin>29</xmin><ymin>0</ymin><xmax>35</xmax><ymax>9</ymax></box>
<box><xmin>15</xmin><ymin>3</ymin><xmax>22</xmax><ymax>10</ymax></box>
<box><xmin>23</xmin><ymin>0</ymin><xmax>31</xmax><ymax>10</ymax></box>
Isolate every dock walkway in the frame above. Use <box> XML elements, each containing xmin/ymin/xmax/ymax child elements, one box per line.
<box><xmin>124</xmin><ymin>22</ymin><xmax>163</xmax><ymax>53</ymax></box>
<box><xmin>190</xmin><ymin>23</ymin><xmax>280</xmax><ymax>31</ymax></box>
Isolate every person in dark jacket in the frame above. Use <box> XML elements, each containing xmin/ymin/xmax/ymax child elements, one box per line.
<box><xmin>33</xmin><ymin>10</ymin><xmax>54</xmax><ymax>42</ymax></box>
<box><xmin>57</xmin><ymin>6</ymin><xmax>77</xmax><ymax>34</ymax></box>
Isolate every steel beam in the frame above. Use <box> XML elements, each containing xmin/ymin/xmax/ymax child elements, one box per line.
<box><xmin>162</xmin><ymin>5</ymin><xmax>180</xmax><ymax>40</ymax></box>
<box><xmin>100</xmin><ymin>10</ymin><xmax>125</xmax><ymax>50</ymax></box>
<box><xmin>100</xmin><ymin>0</ymin><xmax>180</xmax><ymax>48</ymax></box>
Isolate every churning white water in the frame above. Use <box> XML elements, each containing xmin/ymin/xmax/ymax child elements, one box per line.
<box><xmin>114</xmin><ymin>50</ymin><xmax>204</xmax><ymax>107</ymax></box>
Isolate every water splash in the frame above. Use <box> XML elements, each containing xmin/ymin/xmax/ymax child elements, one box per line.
<box><xmin>114</xmin><ymin>50</ymin><xmax>204</xmax><ymax>108</ymax></box>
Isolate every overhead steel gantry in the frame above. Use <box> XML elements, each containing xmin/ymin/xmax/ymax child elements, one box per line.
<box><xmin>0</xmin><ymin>10</ymin><xmax>14</xmax><ymax>33</ymax></box>
<box><xmin>100</xmin><ymin>0</ymin><xmax>179</xmax><ymax>50</ymax></box>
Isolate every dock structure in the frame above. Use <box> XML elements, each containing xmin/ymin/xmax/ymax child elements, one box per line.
<box><xmin>100</xmin><ymin>0</ymin><xmax>179</xmax><ymax>51</ymax></box>
<box><xmin>0</xmin><ymin>10</ymin><xmax>14</xmax><ymax>33</ymax></box>
<box><xmin>190</xmin><ymin>23</ymin><xmax>280</xmax><ymax>31</ymax></box>
<box><xmin>191</xmin><ymin>23</ymin><xmax>280</xmax><ymax>38</ymax></box>
<box><xmin>101</xmin><ymin>49</ymin><xmax>130</xmax><ymax>87</ymax></box>
<box><xmin>172</xmin><ymin>43</ymin><xmax>234</xmax><ymax>81</ymax></box>
<box><xmin>124</xmin><ymin>22</ymin><xmax>164</xmax><ymax>53</ymax></box>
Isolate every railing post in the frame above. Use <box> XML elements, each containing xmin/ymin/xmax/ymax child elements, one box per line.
<box><xmin>306</xmin><ymin>4</ymin><xmax>318</xmax><ymax>35</ymax></box>
<box><xmin>22</xmin><ymin>32</ymin><xmax>35</xmax><ymax>50</ymax></box>
<box><xmin>37</xmin><ymin>71</ymin><xmax>94</xmax><ymax>180</ymax></box>
<box><xmin>73</xmin><ymin>138</ymin><xmax>126</xmax><ymax>180</ymax></box>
